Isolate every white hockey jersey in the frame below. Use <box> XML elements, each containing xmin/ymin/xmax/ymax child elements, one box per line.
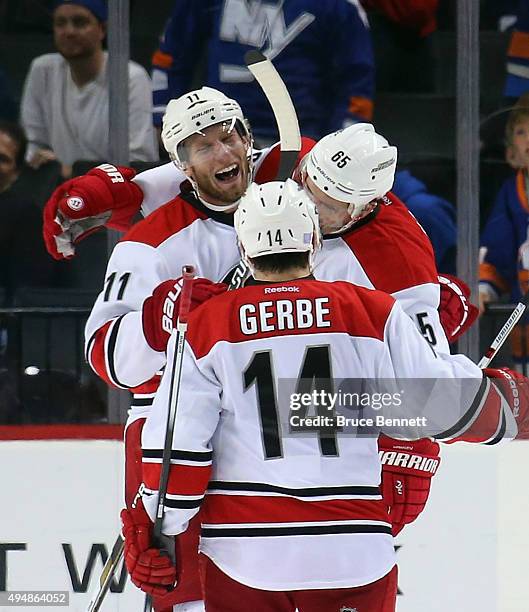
<box><xmin>85</xmin><ymin>146</ymin><xmax>447</xmax><ymax>423</ymax></box>
<box><xmin>141</xmin><ymin>279</ymin><xmax>515</xmax><ymax>591</ymax></box>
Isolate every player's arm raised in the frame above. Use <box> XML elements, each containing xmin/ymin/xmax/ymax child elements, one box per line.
<box><xmin>43</xmin><ymin>161</ymin><xmax>185</xmax><ymax>260</ymax></box>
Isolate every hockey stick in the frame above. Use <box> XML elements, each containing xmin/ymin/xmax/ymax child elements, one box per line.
<box><xmin>244</xmin><ymin>49</ymin><xmax>301</xmax><ymax>181</ymax></box>
<box><xmin>85</xmin><ymin>533</ymin><xmax>124</xmax><ymax>612</ymax></box>
<box><xmin>478</xmin><ymin>292</ymin><xmax>529</xmax><ymax>368</ymax></box>
<box><xmin>144</xmin><ymin>265</ymin><xmax>196</xmax><ymax>612</ymax></box>
<box><xmin>224</xmin><ymin>51</ymin><xmax>304</xmax><ymax>290</ymax></box>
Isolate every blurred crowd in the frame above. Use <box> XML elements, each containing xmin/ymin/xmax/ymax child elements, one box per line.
<box><xmin>1</xmin><ymin>0</ymin><xmax>529</xmax><ymax>422</ymax></box>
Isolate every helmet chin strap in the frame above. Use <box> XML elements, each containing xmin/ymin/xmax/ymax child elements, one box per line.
<box><xmin>325</xmin><ymin>200</ymin><xmax>378</xmax><ymax>235</ymax></box>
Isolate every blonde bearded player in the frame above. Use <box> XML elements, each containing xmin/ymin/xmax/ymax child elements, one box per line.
<box><xmin>44</xmin><ymin>89</ymin><xmax>476</xmax><ymax>607</ymax></box>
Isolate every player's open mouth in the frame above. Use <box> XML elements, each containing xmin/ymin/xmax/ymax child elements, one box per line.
<box><xmin>215</xmin><ymin>164</ymin><xmax>240</xmax><ymax>182</ymax></box>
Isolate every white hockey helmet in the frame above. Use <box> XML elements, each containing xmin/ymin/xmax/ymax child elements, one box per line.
<box><xmin>161</xmin><ymin>86</ymin><xmax>252</xmax><ymax>166</ymax></box>
<box><xmin>234</xmin><ymin>179</ymin><xmax>321</xmax><ymax>270</ymax></box>
<box><xmin>304</xmin><ymin>123</ymin><xmax>398</xmax><ymax>219</ymax></box>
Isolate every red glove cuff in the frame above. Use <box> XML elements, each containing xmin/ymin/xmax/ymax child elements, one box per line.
<box><xmin>438</xmin><ymin>274</ymin><xmax>479</xmax><ymax>343</ymax></box>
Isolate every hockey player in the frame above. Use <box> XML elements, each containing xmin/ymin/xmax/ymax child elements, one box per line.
<box><xmin>46</xmin><ymin>89</ymin><xmax>474</xmax><ymax>607</ymax></box>
<box><xmin>133</xmin><ymin>180</ymin><xmax>528</xmax><ymax>611</ymax></box>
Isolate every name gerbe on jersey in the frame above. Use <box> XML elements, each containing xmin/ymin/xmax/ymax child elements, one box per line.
<box><xmin>84</xmin><ymin>137</ymin><xmax>447</xmax><ymax>424</ymax></box>
<box><xmin>141</xmin><ymin>279</ymin><xmax>515</xmax><ymax>592</ymax></box>
<box><xmin>239</xmin><ymin>294</ymin><xmax>331</xmax><ymax>334</ymax></box>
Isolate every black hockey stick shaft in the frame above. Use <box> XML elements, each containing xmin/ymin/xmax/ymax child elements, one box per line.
<box><xmin>478</xmin><ymin>291</ymin><xmax>529</xmax><ymax>368</ymax></box>
<box><xmin>85</xmin><ymin>533</ymin><xmax>124</xmax><ymax>612</ymax></box>
<box><xmin>145</xmin><ymin>265</ymin><xmax>196</xmax><ymax>612</ymax></box>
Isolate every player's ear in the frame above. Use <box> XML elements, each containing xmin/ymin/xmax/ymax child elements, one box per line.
<box><xmin>183</xmin><ymin>165</ymin><xmax>195</xmax><ymax>181</ymax></box>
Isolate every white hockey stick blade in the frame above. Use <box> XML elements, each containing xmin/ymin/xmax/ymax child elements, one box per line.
<box><xmin>86</xmin><ymin>534</ymin><xmax>125</xmax><ymax>612</ymax></box>
<box><xmin>245</xmin><ymin>50</ymin><xmax>301</xmax><ymax>180</ymax></box>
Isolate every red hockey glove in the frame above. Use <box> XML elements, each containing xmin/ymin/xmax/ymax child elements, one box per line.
<box><xmin>121</xmin><ymin>500</ymin><xmax>177</xmax><ymax>597</ymax></box>
<box><xmin>379</xmin><ymin>435</ymin><xmax>440</xmax><ymax>536</ymax></box>
<box><xmin>484</xmin><ymin>368</ymin><xmax>529</xmax><ymax>439</ymax></box>
<box><xmin>142</xmin><ymin>277</ymin><xmax>227</xmax><ymax>352</ymax></box>
<box><xmin>43</xmin><ymin>164</ymin><xmax>143</xmax><ymax>260</ymax></box>
<box><xmin>438</xmin><ymin>274</ymin><xmax>479</xmax><ymax>343</ymax></box>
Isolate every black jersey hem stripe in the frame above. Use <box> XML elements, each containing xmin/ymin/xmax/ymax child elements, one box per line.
<box><xmin>433</xmin><ymin>376</ymin><xmax>488</xmax><ymax>440</ymax></box>
<box><xmin>143</xmin><ymin>449</ymin><xmax>213</xmax><ymax>462</ymax></box>
<box><xmin>131</xmin><ymin>397</ymin><xmax>154</xmax><ymax>407</ymax></box>
<box><xmin>85</xmin><ymin>330</ymin><xmax>97</xmax><ymax>363</ymax></box>
<box><xmin>107</xmin><ymin>315</ymin><xmax>129</xmax><ymax>389</ymax></box>
<box><xmin>164</xmin><ymin>498</ymin><xmax>204</xmax><ymax>509</ymax></box>
<box><xmin>201</xmin><ymin>524</ymin><xmax>392</xmax><ymax>538</ymax></box>
<box><xmin>484</xmin><ymin>410</ymin><xmax>507</xmax><ymax>446</ymax></box>
<box><xmin>207</xmin><ymin>481</ymin><xmax>380</xmax><ymax>497</ymax></box>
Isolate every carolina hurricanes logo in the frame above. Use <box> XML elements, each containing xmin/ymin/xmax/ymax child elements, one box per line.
<box><xmin>66</xmin><ymin>196</ymin><xmax>84</xmax><ymax>211</ymax></box>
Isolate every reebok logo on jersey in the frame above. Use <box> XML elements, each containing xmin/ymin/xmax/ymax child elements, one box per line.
<box><xmin>67</xmin><ymin>196</ymin><xmax>84</xmax><ymax>211</ymax></box>
<box><xmin>379</xmin><ymin>451</ymin><xmax>439</xmax><ymax>475</ymax></box>
<box><xmin>263</xmin><ymin>286</ymin><xmax>300</xmax><ymax>294</ymax></box>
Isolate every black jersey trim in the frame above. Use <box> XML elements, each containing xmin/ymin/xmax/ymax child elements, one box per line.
<box><xmin>201</xmin><ymin>523</ymin><xmax>392</xmax><ymax>538</ymax></box>
<box><xmin>484</xmin><ymin>410</ymin><xmax>507</xmax><ymax>446</ymax></box>
<box><xmin>131</xmin><ymin>397</ymin><xmax>154</xmax><ymax>407</ymax></box>
<box><xmin>180</xmin><ymin>190</ymin><xmax>235</xmax><ymax>226</ymax></box>
<box><xmin>164</xmin><ymin>497</ymin><xmax>204</xmax><ymax>509</ymax></box>
<box><xmin>143</xmin><ymin>449</ymin><xmax>213</xmax><ymax>462</ymax></box>
<box><xmin>433</xmin><ymin>376</ymin><xmax>489</xmax><ymax>441</ymax></box>
<box><xmin>107</xmin><ymin>315</ymin><xmax>129</xmax><ymax>389</ymax></box>
<box><xmin>207</xmin><ymin>481</ymin><xmax>380</xmax><ymax>498</ymax></box>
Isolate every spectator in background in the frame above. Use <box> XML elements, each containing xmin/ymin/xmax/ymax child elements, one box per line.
<box><xmin>361</xmin><ymin>0</ymin><xmax>438</xmax><ymax>37</ymax></box>
<box><xmin>0</xmin><ymin>68</ymin><xmax>17</xmax><ymax>123</ymax></box>
<box><xmin>361</xmin><ymin>0</ymin><xmax>438</xmax><ymax>93</ymax></box>
<box><xmin>392</xmin><ymin>169</ymin><xmax>456</xmax><ymax>274</ymax></box>
<box><xmin>151</xmin><ymin>0</ymin><xmax>374</xmax><ymax>144</ymax></box>
<box><xmin>480</xmin><ymin>94</ymin><xmax>529</xmax><ymax>371</ymax></box>
<box><xmin>0</xmin><ymin>121</ymin><xmax>57</xmax><ymax>305</ymax></box>
<box><xmin>21</xmin><ymin>0</ymin><xmax>157</xmax><ymax>179</ymax></box>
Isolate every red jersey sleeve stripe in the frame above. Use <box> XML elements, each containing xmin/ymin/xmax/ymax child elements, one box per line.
<box><xmin>143</xmin><ymin>461</ymin><xmax>212</xmax><ymax>496</ymax></box>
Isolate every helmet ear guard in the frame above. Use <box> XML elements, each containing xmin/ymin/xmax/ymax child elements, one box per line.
<box><xmin>304</xmin><ymin>123</ymin><xmax>398</xmax><ymax>223</ymax></box>
<box><xmin>234</xmin><ymin>179</ymin><xmax>321</xmax><ymax>273</ymax></box>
